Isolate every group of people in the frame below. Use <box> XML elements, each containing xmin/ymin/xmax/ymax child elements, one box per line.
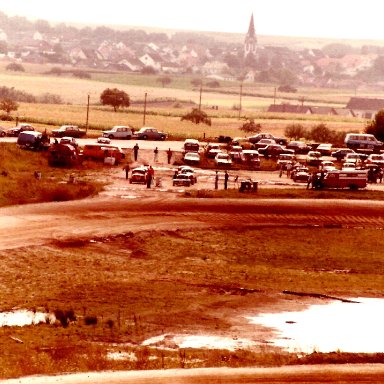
<box><xmin>132</xmin><ymin>143</ymin><xmax>173</xmax><ymax>164</ymax></box>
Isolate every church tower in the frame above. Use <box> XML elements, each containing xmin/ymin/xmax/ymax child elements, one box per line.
<box><xmin>244</xmin><ymin>13</ymin><xmax>257</xmax><ymax>57</ymax></box>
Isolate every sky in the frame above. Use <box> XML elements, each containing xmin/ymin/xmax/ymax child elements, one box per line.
<box><xmin>1</xmin><ymin>0</ymin><xmax>384</xmax><ymax>41</ymax></box>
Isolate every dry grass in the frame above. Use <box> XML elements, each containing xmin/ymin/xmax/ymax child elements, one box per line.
<box><xmin>1</xmin><ymin>226</ymin><xmax>384</xmax><ymax>378</ymax></box>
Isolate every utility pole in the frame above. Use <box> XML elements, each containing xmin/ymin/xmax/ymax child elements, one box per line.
<box><xmin>198</xmin><ymin>83</ymin><xmax>202</xmax><ymax>111</ymax></box>
<box><xmin>85</xmin><ymin>93</ymin><xmax>90</xmax><ymax>133</ymax></box>
<box><xmin>239</xmin><ymin>82</ymin><xmax>243</xmax><ymax>119</ymax></box>
<box><xmin>273</xmin><ymin>87</ymin><xmax>277</xmax><ymax>105</ymax></box>
<box><xmin>143</xmin><ymin>92</ymin><xmax>147</xmax><ymax>126</ymax></box>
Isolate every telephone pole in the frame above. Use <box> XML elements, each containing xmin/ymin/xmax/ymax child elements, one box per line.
<box><xmin>143</xmin><ymin>92</ymin><xmax>147</xmax><ymax>126</ymax></box>
<box><xmin>85</xmin><ymin>94</ymin><xmax>90</xmax><ymax>133</ymax></box>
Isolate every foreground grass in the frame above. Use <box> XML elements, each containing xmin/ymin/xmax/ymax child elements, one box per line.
<box><xmin>1</xmin><ymin>226</ymin><xmax>384</xmax><ymax>377</ymax></box>
<box><xmin>0</xmin><ymin>143</ymin><xmax>104</xmax><ymax>206</ymax></box>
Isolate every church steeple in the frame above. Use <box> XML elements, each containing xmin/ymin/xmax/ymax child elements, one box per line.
<box><xmin>244</xmin><ymin>13</ymin><xmax>257</xmax><ymax>57</ymax></box>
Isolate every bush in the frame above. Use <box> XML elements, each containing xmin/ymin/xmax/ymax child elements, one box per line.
<box><xmin>84</xmin><ymin>316</ymin><xmax>98</xmax><ymax>326</ymax></box>
<box><xmin>6</xmin><ymin>62</ymin><xmax>25</xmax><ymax>72</ymax></box>
<box><xmin>239</xmin><ymin>119</ymin><xmax>261</xmax><ymax>134</ymax></box>
<box><xmin>181</xmin><ymin>108</ymin><xmax>211</xmax><ymax>126</ymax></box>
<box><xmin>72</xmin><ymin>70</ymin><xmax>91</xmax><ymax>79</ymax></box>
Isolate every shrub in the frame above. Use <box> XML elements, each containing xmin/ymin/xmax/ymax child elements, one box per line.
<box><xmin>84</xmin><ymin>316</ymin><xmax>98</xmax><ymax>326</ymax></box>
<box><xmin>6</xmin><ymin>62</ymin><xmax>25</xmax><ymax>72</ymax></box>
<box><xmin>181</xmin><ymin>108</ymin><xmax>211</xmax><ymax>126</ymax></box>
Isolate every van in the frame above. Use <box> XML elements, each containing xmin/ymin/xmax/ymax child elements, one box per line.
<box><xmin>83</xmin><ymin>144</ymin><xmax>125</xmax><ymax>164</ymax></box>
<box><xmin>344</xmin><ymin>133</ymin><xmax>382</xmax><ymax>152</ymax></box>
<box><xmin>17</xmin><ymin>131</ymin><xmax>50</xmax><ymax>151</ymax></box>
<box><xmin>183</xmin><ymin>139</ymin><xmax>200</xmax><ymax>153</ymax></box>
<box><xmin>320</xmin><ymin>169</ymin><xmax>367</xmax><ymax>189</ymax></box>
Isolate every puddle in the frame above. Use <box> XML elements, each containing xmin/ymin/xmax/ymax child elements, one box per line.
<box><xmin>247</xmin><ymin>297</ymin><xmax>384</xmax><ymax>353</ymax></box>
<box><xmin>142</xmin><ymin>334</ymin><xmax>257</xmax><ymax>351</ymax></box>
<box><xmin>0</xmin><ymin>309</ymin><xmax>55</xmax><ymax>327</ymax></box>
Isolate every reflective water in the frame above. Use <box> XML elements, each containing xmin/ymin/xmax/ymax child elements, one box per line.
<box><xmin>247</xmin><ymin>297</ymin><xmax>384</xmax><ymax>353</ymax></box>
<box><xmin>0</xmin><ymin>309</ymin><xmax>55</xmax><ymax>327</ymax></box>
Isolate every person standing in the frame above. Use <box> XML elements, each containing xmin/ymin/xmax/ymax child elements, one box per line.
<box><xmin>133</xmin><ymin>143</ymin><xmax>139</xmax><ymax>161</ymax></box>
<box><xmin>154</xmin><ymin>147</ymin><xmax>159</xmax><ymax>162</ymax></box>
<box><xmin>167</xmin><ymin>148</ymin><xmax>172</xmax><ymax>164</ymax></box>
<box><xmin>224</xmin><ymin>170</ymin><xmax>229</xmax><ymax>190</ymax></box>
<box><xmin>123</xmin><ymin>163</ymin><xmax>130</xmax><ymax>180</ymax></box>
<box><xmin>146</xmin><ymin>165</ymin><xmax>154</xmax><ymax>188</ymax></box>
<box><xmin>214</xmin><ymin>171</ymin><xmax>219</xmax><ymax>190</ymax></box>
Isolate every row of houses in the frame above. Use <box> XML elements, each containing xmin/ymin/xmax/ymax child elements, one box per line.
<box><xmin>268</xmin><ymin>97</ymin><xmax>384</xmax><ymax>119</ymax></box>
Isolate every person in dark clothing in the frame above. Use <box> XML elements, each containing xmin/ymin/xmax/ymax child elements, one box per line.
<box><xmin>224</xmin><ymin>170</ymin><xmax>229</xmax><ymax>190</ymax></box>
<box><xmin>123</xmin><ymin>164</ymin><xmax>130</xmax><ymax>179</ymax></box>
<box><xmin>167</xmin><ymin>148</ymin><xmax>173</xmax><ymax>164</ymax></box>
<box><xmin>146</xmin><ymin>166</ymin><xmax>154</xmax><ymax>188</ymax></box>
<box><xmin>133</xmin><ymin>143</ymin><xmax>139</xmax><ymax>161</ymax></box>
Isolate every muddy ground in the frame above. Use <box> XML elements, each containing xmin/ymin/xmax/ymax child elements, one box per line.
<box><xmin>2</xmin><ymin>149</ymin><xmax>384</xmax><ymax>382</ymax></box>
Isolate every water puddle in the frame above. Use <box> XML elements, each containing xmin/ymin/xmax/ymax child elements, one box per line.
<box><xmin>0</xmin><ymin>309</ymin><xmax>55</xmax><ymax>327</ymax></box>
<box><xmin>247</xmin><ymin>297</ymin><xmax>384</xmax><ymax>353</ymax></box>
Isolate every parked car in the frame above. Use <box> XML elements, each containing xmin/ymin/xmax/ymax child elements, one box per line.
<box><xmin>0</xmin><ymin>126</ymin><xmax>7</xmax><ymax>137</ymax></box>
<box><xmin>248</xmin><ymin>133</ymin><xmax>287</xmax><ymax>145</ymax></box>
<box><xmin>214</xmin><ymin>153</ymin><xmax>232</xmax><ymax>166</ymax></box>
<box><xmin>52</xmin><ymin>125</ymin><xmax>86</xmax><ymax>138</ymax></box>
<box><xmin>365</xmin><ymin>153</ymin><xmax>384</xmax><ymax>167</ymax></box>
<box><xmin>59</xmin><ymin>137</ymin><xmax>78</xmax><ymax>148</ymax></box>
<box><xmin>341</xmin><ymin>162</ymin><xmax>357</xmax><ymax>170</ymax></box>
<box><xmin>331</xmin><ymin>148</ymin><xmax>356</xmax><ymax>161</ymax></box>
<box><xmin>258</xmin><ymin>144</ymin><xmax>293</xmax><ymax>158</ymax></box>
<box><xmin>183</xmin><ymin>138</ymin><xmax>200</xmax><ymax>153</ymax></box>
<box><xmin>228</xmin><ymin>145</ymin><xmax>243</xmax><ymax>162</ymax></box>
<box><xmin>253</xmin><ymin>138</ymin><xmax>276</xmax><ymax>150</ymax></box>
<box><xmin>134</xmin><ymin>127</ymin><xmax>167</xmax><ymax>140</ymax></box>
<box><xmin>129</xmin><ymin>166</ymin><xmax>148</xmax><ymax>184</ymax></box>
<box><xmin>344</xmin><ymin>133</ymin><xmax>383</xmax><ymax>153</ymax></box>
<box><xmin>292</xmin><ymin>166</ymin><xmax>310</xmax><ymax>183</ymax></box>
<box><xmin>102</xmin><ymin>125</ymin><xmax>134</xmax><ymax>139</ymax></box>
<box><xmin>306</xmin><ymin>151</ymin><xmax>322</xmax><ymax>166</ymax></box>
<box><xmin>83</xmin><ymin>144</ymin><xmax>125</xmax><ymax>164</ymax></box>
<box><xmin>343</xmin><ymin>153</ymin><xmax>362</xmax><ymax>166</ymax></box>
<box><xmin>205</xmin><ymin>143</ymin><xmax>222</xmax><ymax>158</ymax></box>
<box><xmin>242</xmin><ymin>149</ymin><xmax>260</xmax><ymax>168</ymax></box>
<box><xmin>177</xmin><ymin>166</ymin><xmax>197</xmax><ymax>185</ymax></box>
<box><xmin>316</xmin><ymin>143</ymin><xmax>333</xmax><ymax>156</ymax></box>
<box><xmin>97</xmin><ymin>137</ymin><xmax>111</xmax><ymax>144</ymax></box>
<box><xmin>231</xmin><ymin>137</ymin><xmax>255</xmax><ymax>150</ymax></box>
<box><xmin>286</xmin><ymin>141</ymin><xmax>311</xmax><ymax>154</ymax></box>
<box><xmin>7</xmin><ymin>123</ymin><xmax>35</xmax><ymax>137</ymax></box>
<box><xmin>276</xmin><ymin>153</ymin><xmax>295</xmax><ymax>170</ymax></box>
<box><xmin>319</xmin><ymin>160</ymin><xmax>337</xmax><ymax>172</ymax></box>
<box><xmin>172</xmin><ymin>173</ymin><xmax>191</xmax><ymax>187</ymax></box>
<box><xmin>183</xmin><ymin>151</ymin><xmax>200</xmax><ymax>165</ymax></box>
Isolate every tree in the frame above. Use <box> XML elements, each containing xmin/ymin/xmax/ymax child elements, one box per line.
<box><xmin>181</xmin><ymin>108</ymin><xmax>211</xmax><ymax>126</ymax></box>
<box><xmin>5</xmin><ymin>63</ymin><xmax>24</xmax><ymax>72</ymax></box>
<box><xmin>309</xmin><ymin>123</ymin><xmax>333</xmax><ymax>142</ymax></box>
<box><xmin>157</xmin><ymin>76</ymin><xmax>172</xmax><ymax>88</ymax></box>
<box><xmin>284</xmin><ymin>123</ymin><xmax>307</xmax><ymax>140</ymax></box>
<box><xmin>365</xmin><ymin>109</ymin><xmax>384</xmax><ymax>141</ymax></box>
<box><xmin>239</xmin><ymin>119</ymin><xmax>261</xmax><ymax>134</ymax></box>
<box><xmin>100</xmin><ymin>88</ymin><xmax>130</xmax><ymax>112</ymax></box>
<box><xmin>0</xmin><ymin>98</ymin><xmax>18</xmax><ymax>115</ymax></box>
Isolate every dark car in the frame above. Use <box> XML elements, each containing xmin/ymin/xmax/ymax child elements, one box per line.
<box><xmin>248</xmin><ymin>133</ymin><xmax>287</xmax><ymax>146</ymax></box>
<box><xmin>6</xmin><ymin>124</ymin><xmax>35</xmax><ymax>137</ymax></box>
<box><xmin>52</xmin><ymin>125</ymin><xmax>86</xmax><ymax>138</ymax></box>
<box><xmin>286</xmin><ymin>141</ymin><xmax>311</xmax><ymax>154</ymax></box>
<box><xmin>258</xmin><ymin>144</ymin><xmax>294</xmax><ymax>158</ymax></box>
<box><xmin>331</xmin><ymin>148</ymin><xmax>356</xmax><ymax>161</ymax></box>
<box><xmin>133</xmin><ymin>127</ymin><xmax>166</xmax><ymax>140</ymax></box>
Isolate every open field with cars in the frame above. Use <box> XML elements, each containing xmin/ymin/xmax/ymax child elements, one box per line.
<box><xmin>3</xmin><ymin>65</ymin><xmax>384</xmax><ymax>382</ymax></box>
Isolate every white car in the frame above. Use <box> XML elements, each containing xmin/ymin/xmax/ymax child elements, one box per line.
<box><xmin>177</xmin><ymin>165</ymin><xmax>197</xmax><ymax>184</ymax></box>
<box><xmin>342</xmin><ymin>162</ymin><xmax>356</xmax><ymax>170</ymax></box>
<box><xmin>320</xmin><ymin>160</ymin><xmax>336</xmax><ymax>172</ymax></box>
<box><xmin>214</xmin><ymin>153</ymin><xmax>232</xmax><ymax>167</ymax></box>
<box><xmin>102</xmin><ymin>126</ymin><xmax>134</xmax><ymax>140</ymax></box>
<box><xmin>59</xmin><ymin>136</ymin><xmax>78</xmax><ymax>147</ymax></box>
<box><xmin>183</xmin><ymin>151</ymin><xmax>200</xmax><ymax>165</ymax></box>
<box><xmin>97</xmin><ymin>136</ymin><xmax>111</xmax><ymax>144</ymax></box>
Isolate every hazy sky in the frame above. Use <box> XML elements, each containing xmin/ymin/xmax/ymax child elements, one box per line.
<box><xmin>1</xmin><ymin>0</ymin><xmax>384</xmax><ymax>40</ymax></box>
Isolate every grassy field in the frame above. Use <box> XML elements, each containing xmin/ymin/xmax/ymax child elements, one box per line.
<box><xmin>0</xmin><ymin>61</ymin><xmax>372</xmax><ymax>141</ymax></box>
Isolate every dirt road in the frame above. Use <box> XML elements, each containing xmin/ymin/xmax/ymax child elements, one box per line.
<box><xmin>5</xmin><ymin>364</ymin><xmax>384</xmax><ymax>383</ymax></box>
